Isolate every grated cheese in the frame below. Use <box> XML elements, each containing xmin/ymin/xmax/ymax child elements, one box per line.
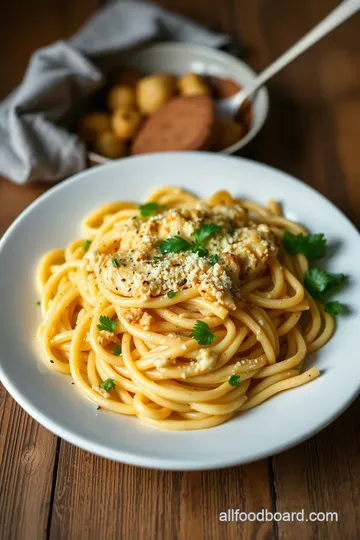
<box><xmin>88</xmin><ymin>205</ymin><xmax>278</xmax><ymax>310</ymax></box>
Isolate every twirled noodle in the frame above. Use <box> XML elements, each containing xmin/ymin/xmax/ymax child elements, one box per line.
<box><xmin>36</xmin><ymin>186</ymin><xmax>335</xmax><ymax>430</ymax></box>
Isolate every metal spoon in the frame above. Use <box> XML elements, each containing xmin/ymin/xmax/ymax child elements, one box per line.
<box><xmin>217</xmin><ymin>0</ymin><xmax>360</xmax><ymax>119</ymax></box>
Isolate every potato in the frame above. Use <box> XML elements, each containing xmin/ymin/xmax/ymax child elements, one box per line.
<box><xmin>115</xmin><ymin>67</ymin><xmax>141</xmax><ymax>88</ymax></box>
<box><xmin>107</xmin><ymin>85</ymin><xmax>136</xmax><ymax>112</ymax></box>
<box><xmin>78</xmin><ymin>112</ymin><xmax>111</xmax><ymax>144</ymax></box>
<box><xmin>212</xmin><ymin>118</ymin><xmax>246</xmax><ymax>151</ymax></box>
<box><xmin>136</xmin><ymin>74</ymin><xmax>177</xmax><ymax>115</ymax></box>
<box><xmin>207</xmin><ymin>76</ymin><xmax>241</xmax><ymax>99</ymax></box>
<box><xmin>178</xmin><ymin>72</ymin><xmax>210</xmax><ymax>97</ymax></box>
<box><xmin>92</xmin><ymin>130</ymin><xmax>127</xmax><ymax>159</ymax></box>
<box><xmin>112</xmin><ymin>108</ymin><xmax>142</xmax><ymax>140</ymax></box>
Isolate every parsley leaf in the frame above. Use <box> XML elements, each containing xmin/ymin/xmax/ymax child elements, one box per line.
<box><xmin>191</xmin><ymin>224</ymin><xmax>221</xmax><ymax>256</ymax></box>
<box><xmin>283</xmin><ymin>231</ymin><xmax>327</xmax><ymax>260</ymax></box>
<box><xmin>228</xmin><ymin>375</ymin><xmax>241</xmax><ymax>387</ymax></box>
<box><xmin>192</xmin><ymin>245</ymin><xmax>209</xmax><ymax>257</ymax></box>
<box><xmin>139</xmin><ymin>202</ymin><xmax>161</xmax><ymax>217</ymax></box>
<box><xmin>190</xmin><ymin>320</ymin><xmax>216</xmax><ymax>346</ymax></box>
<box><xmin>324</xmin><ymin>301</ymin><xmax>344</xmax><ymax>316</ymax></box>
<box><xmin>153</xmin><ymin>256</ymin><xmax>162</xmax><ymax>261</ymax></box>
<box><xmin>112</xmin><ymin>258</ymin><xmax>120</xmax><ymax>268</ymax></box>
<box><xmin>100</xmin><ymin>378</ymin><xmax>116</xmax><ymax>391</ymax></box>
<box><xmin>36</xmin><ymin>301</ymin><xmax>41</xmax><ymax>306</ymax></box>
<box><xmin>83</xmin><ymin>239</ymin><xmax>92</xmax><ymax>251</ymax></box>
<box><xmin>158</xmin><ymin>236</ymin><xmax>191</xmax><ymax>254</ymax></box>
<box><xmin>158</xmin><ymin>223</ymin><xmax>220</xmax><ymax>256</ymax></box>
<box><xmin>228</xmin><ymin>228</ymin><xmax>235</xmax><ymax>236</ymax></box>
<box><xmin>304</xmin><ymin>268</ymin><xmax>346</xmax><ymax>299</ymax></box>
<box><xmin>194</xmin><ymin>223</ymin><xmax>221</xmax><ymax>244</ymax></box>
<box><xmin>209</xmin><ymin>254</ymin><xmax>218</xmax><ymax>265</ymax></box>
<box><xmin>97</xmin><ymin>315</ymin><xmax>117</xmax><ymax>333</ymax></box>
<box><xmin>167</xmin><ymin>291</ymin><xmax>176</xmax><ymax>299</ymax></box>
<box><xmin>113</xmin><ymin>344</ymin><xmax>122</xmax><ymax>356</ymax></box>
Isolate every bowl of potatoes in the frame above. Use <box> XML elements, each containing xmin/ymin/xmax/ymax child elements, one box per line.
<box><xmin>78</xmin><ymin>43</ymin><xmax>269</xmax><ymax>162</ymax></box>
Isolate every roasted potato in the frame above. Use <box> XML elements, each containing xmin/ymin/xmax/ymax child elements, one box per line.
<box><xmin>107</xmin><ymin>85</ymin><xmax>136</xmax><ymax>112</ymax></box>
<box><xmin>78</xmin><ymin>112</ymin><xmax>111</xmax><ymax>144</ymax></box>
<box><xmin>93</xmin><ymin>130</ymin><xmax>127</xmax><ymax>159</ymax></box>
<box><xmin>112</xmin><ymin>108</ymin><xmax>142</xmax><ymax>140</ymax></box>
<box><xmin>136</xmin><ymin>74</ymin><xmax>177</xmax><ymax>115</ymax></box>
<box><xmin>208</xmin><ymin>76</ymin><xmax>241</xmax><ymax>99</ymax></box>
<box><xmin>178</xmin><ymin>72</ymin><xmax>210</xmax><ymax>97</ymax></box>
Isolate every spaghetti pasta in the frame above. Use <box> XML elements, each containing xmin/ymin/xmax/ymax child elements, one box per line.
<box><xmin>36</xmin><ymin>186</ymin><xmax>335</xmax><ymax>430</ymax></box>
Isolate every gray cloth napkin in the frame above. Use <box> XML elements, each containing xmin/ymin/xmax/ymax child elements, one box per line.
<box><xmin>0</xmin><ymin>0</ymin><xmax>233</xmax><ymax>185</ymax></box>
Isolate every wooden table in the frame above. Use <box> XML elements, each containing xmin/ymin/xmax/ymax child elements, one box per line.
<box><xmin>1</xmin><ymin>1</ymin><xmax>360</xmax><ymax>538</ymax></box>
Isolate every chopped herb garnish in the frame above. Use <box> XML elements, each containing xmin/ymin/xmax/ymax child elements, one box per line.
<box><xmin>83</xmin><ymin>239</ymin><xmax>92</xmax><ymax>251</ymax></box>
<box><xmin>100</xmin><ymin>378</ymin><xmax>116</xmax><ymax>391</ymax></box>
<box><xmin>193</xmin><ymin>224</ymin><xmax>221</xmax><ymax>245</ymax></box>
<box><xmin>324</xmin><ymin>301</ymin><xmax>344</xmax><ymax>316</ymax></box>
<box><xmin>112</xmin><ymin>258</ymin><xmax>120</xmax><ymax>268</ymax></box>
<box><xmin>113</xmin><ymin>344</ymin><xmax>122</xmax><ymax>356</ymax></box>
<box><xmin>153</xmin><ymin>256</ymin><xmax>162</xmax><ymax>261</ymax></box>
<box><xmin>304</xmin><ymin>268</ymin><xmax>346</xmax><ymax>299</ymax></box>
<box><xmin>97</xmin><ymin>315</ymin><xmax>117</xmax><ymax>333</ymax></box>
<box><xmin>192</xmin><ymin>245</ymin><xmax>209</xmax><ymax>257</ymax></box>
<box><xmin>36</xmin><ymin>301</ymin><xmax>41</xmax><ymax>306</ymax></box>
<box><xmin>158</xmin><ymin>223</ymin><xmax>220</xmax><ymax>257</ymax></box>
<box><xmin>190</xmin><ymin>320</ymin><xmax>216</xmax><ymax>346</ymax></box>
<box><xmin>139</xmin><ymin>202</ymin><xmax>161</xmax><ymax>217</ymax></box>
<box><xmin>283</xmin><ymin>231</ymin><xmax>327</xmax><ymax>260</ymax></box>
<box><xmin>167</xmin><ymin>291</ymin><xmax>176</xmax><ymax>299</ymax></box>
<box><xmin>209</xmin><ymin>254</ymin><xmax>218</xmax><ymax>265</ymax></box>
<box><xmin>191</xmin><ymin>223</ymin><xmax>221</xmax><ymax>256</ymax></box>
<box><xmin>228</xmin><ymin>375</ymin><xmax>241</xmax><ymax>387</ymax></box>
<box><xmin>228</xmin><ymin>228</ymin><xmax>235</xmax><ymax>236</ymax></box>
<box><xmin>159</xmin><ymin>236</ymin><xmax>191</xmax><ymax>254</ymax></box>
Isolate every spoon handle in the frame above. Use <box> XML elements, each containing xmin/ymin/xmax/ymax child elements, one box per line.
<box><xmin>242</xmin><ymin>0</ymin><xmax>360</xmax><ymax>103</ymax></box>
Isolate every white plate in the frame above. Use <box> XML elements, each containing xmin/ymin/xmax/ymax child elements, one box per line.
<box><xmin>0</xmin><ymin>153</ymin><xmax>359</xmax><ymax>470</ymax></box>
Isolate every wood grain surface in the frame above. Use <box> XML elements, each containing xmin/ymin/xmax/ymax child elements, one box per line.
<box><xmin>1</xmin><ymin>1</ymin><xmax>359</xmax><ymax>539</ymax></box>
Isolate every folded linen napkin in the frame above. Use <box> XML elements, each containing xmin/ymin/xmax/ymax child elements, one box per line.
<box><xmin>0</xmin><ymin>0</ymin><xmax>235</xmax><ymax>184</ymax></box>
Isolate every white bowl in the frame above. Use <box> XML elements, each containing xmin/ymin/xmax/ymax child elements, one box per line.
<box><xmin>0</xmin><ymin>153</ymin><xmax>359</xmax><ymax>470</ymax></box>
<box><xmin>89</xmin><ymin>43</ymin><xmax>269</xmax><ymax>164</ymax></box>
